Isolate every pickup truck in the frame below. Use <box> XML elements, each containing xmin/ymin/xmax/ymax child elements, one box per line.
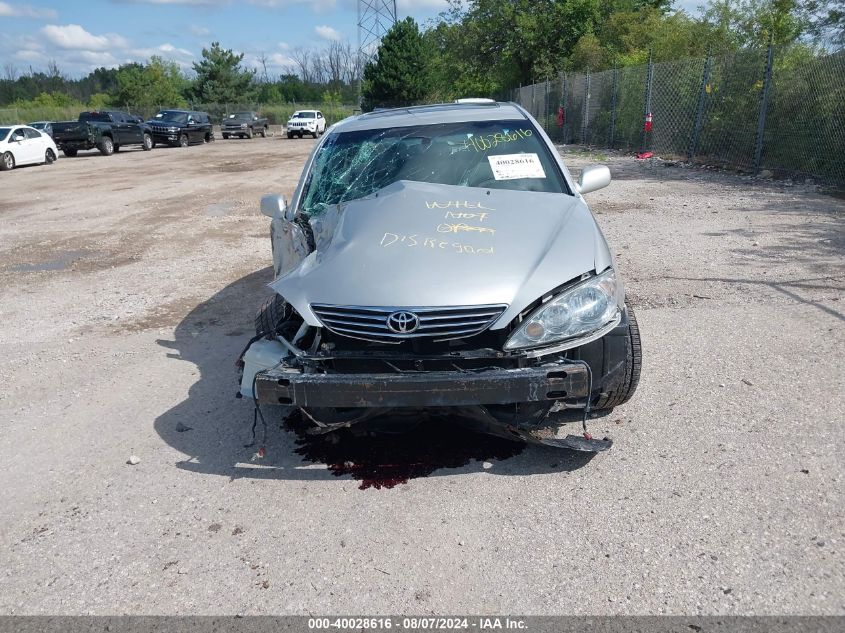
<box><xmin>221</xmin><ymin>111</ymin><xmax>269</xmax><ymax>139</ymax></box>
<box><xmin>52</xmin><ymin>111</ymin><xmax>153</xmax><ymax>157</ymax></box>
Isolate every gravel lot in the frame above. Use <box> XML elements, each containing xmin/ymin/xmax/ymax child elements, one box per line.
<box><xmin>0</xmin><ymin>136</ymin><xmax>843</xmax><ymax>615</ymax></box>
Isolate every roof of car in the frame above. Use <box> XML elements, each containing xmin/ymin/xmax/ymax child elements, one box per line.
<box><xmin>335</xmin><ymin>101</ymin><xmax>526</xmax><ymax>132</ymax></box>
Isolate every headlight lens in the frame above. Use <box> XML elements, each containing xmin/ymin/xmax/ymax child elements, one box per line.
<box><xmin>168</xmin><ymin>126</ymin><xmax>178</xmax><ymax>132</ymax></box>
<box><xmin>504</xmin><ymin>270</ymin><xmax>621</xmax><ymax>351</ymax></box>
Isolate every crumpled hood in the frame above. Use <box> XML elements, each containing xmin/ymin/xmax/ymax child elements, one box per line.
<box><xmin>272</xmin><ymin>180</ymin><xmax>610</xmax><ymax>329</ymax></box>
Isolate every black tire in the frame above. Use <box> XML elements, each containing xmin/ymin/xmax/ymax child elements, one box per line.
<box><xmin>260</xmin><ymin>127</ymin><xmax>267</xmax><ymax>138</ymax></box>
<box><xmin>312</xmin><ymin>130</ymin><xmax>318</xmax><ymax>138</ymax></box>
<box><xmin>297</xmin><ymin>132</ymin><xmax>303</xmax><ymax>138</ymax></box>
<box><xmin>179</xmin><ymin>134</ymin><xmax>189</xmax><ymax>147</ymax></box>
<box><xmin>205</xmin><ymin>132</ymin><xmax>213</xmax><ymax>143</ymax></box>
<box><xmin>593</xmin><ymin>302</ymin><xmax>642</xmax><ymax>410</ymax></box>
<box><xmin>255</xmin><ymin>294</ymin><xmax>291</xmax><ymax>339</ymax></box>
<box><xmin>98</xmin><ymin>136</ymin><xmax>114</xmax><ymax>156</ymax></box>
<box><xmin>62</xmin><ymin>148</ymin><xmax>78</xmax><ymax>157</ymax></box>
<box><xmin>0</xmin><ymin>151</ymin><xmax>14</xmax><ymax>171</ymax></box>
<box><xmin>142</xmin><ymin>133</ymin><xmax>153</xmax><ymax>151</ymax></box>
<box><xmin>113</xmin><ymin>144</ymin><xmax>120</xmax><ymax>152</ymax></box>
<box><xmin>246</xmin><ymin>128</ymin><xmax>253</xmax><ymax>139</ymax></box>
<box><xmin>222</xmin><ymin>133</ymin><xmax>229</xmax><ymax>139</ymax></box>
<box><xmin>44</xmin><ymin>149</ymin><xmax>56</xmax><ymax>164</ymax></box>
<box><xmin>286</xmin><ymin>132</ymin><xmax>292</xmax><ymax>139</ymax></box>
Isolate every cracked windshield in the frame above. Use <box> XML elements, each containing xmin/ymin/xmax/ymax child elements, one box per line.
<box><xmin>300</xmin><ymin>119</ymin><xmax>565</xmax><ymax>215</ymax></box>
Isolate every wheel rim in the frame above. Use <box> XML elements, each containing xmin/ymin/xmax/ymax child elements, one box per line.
<box><xmin>144</xmin><ymin>135</ymin><xmax>151</xmax><ymax>149</ymax></box>
<box><xmin>4</xmin><ymin>154</ymin><xmax>12</xmax><ymax>169</ymax></box>
<box><xmin>45</xmin><ymin>150</ymin><xmax>54</xmax><ymax>163</ymax></box>
<box><xmin>181</xmin><ymin>135</ymin><xmax>188</xmax><ymax>146</ymax></box>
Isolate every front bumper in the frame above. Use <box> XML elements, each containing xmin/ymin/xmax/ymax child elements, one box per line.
<box><xmin>254</xmin><ymin>362</ymin><xmax>588</xmax><ymax>408</ymax></box>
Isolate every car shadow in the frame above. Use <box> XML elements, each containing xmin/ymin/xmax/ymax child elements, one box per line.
<box><xmin>153</xmin><ymin>267</ymin><xmax>596</xmax><ymax>488</ymax></box>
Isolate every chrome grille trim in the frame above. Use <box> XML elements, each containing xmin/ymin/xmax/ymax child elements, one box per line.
<box><xmin>311</xmin><ymin>303</ymin><xmax>508</xmax><ymax>343</ymax></box>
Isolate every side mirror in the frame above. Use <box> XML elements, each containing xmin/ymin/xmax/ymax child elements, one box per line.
<box><xmin>261</xmin><ymin>194</ymin><xmax>289</xmax><ymax>220</ymax></box>
<box><xmin>576</xmin><ymin>165</ymin><xmax>611</xmax><ymax>195</ymax></box>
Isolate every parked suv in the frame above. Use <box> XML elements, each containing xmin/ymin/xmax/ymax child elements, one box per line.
<box><xmin>146</xmin><ymin>110</ymin><xmax>213</xmax><ymax>147</ymax></box>
<box><xmin>285</xmin><ymin>110</ymin><xmax>325</xmax><ymax>138</ymax></box>
<box><xmin>239</xmin><ymin>101</ymin><xmax>641</xmax><ymax>452</ymax></box>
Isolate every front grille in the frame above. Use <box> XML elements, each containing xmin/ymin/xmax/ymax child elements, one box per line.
<box><xmin>311</xmin><ymin>304</ymin><xmax>507</xmax><ymax>343</ymax></box>
<box><xmin>150</xmin><ymin>124</ymin><xmax>172</xmax><ymax>134</ymax></box>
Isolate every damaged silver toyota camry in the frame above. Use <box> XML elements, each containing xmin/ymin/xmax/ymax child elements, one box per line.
<box><xmin>238</xmin><ymin>100</ymin><xmax>641</xmax><ymax>451</ymax></box>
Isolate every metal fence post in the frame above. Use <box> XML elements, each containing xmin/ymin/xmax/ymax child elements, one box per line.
<box><xmin>531</xmin><ymin>82</ymin><xmax>536</xmax><ymax>118</ymax></box>
<box><xmin>609</xmin><ymin>67</ymin><xmax>619</xmax><ymax>148</ymax></box>
<box><xmin>641</xmin><ymin>51</ymin><xmax>654</xmax><ymax>154</ymax></box>
<box><xmin>582</xmin><ymin>71</ymin><xmax>591</xmax><ymax>145</ymax></box>
<box><xmin>688</xmin><ymin>52</ymin><xmax>713</xmax><ymax>162</ymax></box>
<box><xmin>545</xmin><ymin>79</ymin><xmax>551</xmax><ymax>132</ymax></box>
<box><xmin>753</xmin><ymin>42</ymin><xmax>775</xmax><ymax>174</ymax></box>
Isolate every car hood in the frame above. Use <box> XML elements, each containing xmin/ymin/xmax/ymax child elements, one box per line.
<box><xmin>272</xmin><ymin>180</ymin><xmax>611</xmax><ymax>329</ymax></box>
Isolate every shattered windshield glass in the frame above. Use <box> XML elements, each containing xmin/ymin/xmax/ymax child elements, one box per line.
<box><xmin>300</xmin><ymin>119</ymin><xmax>565</xmax><ymax>215</ymax></box>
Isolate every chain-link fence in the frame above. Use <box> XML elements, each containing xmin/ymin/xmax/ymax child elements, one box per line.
<box><xmin>510</xmin><ymin>46</ymin><xmax>845</xmax><ymax>186</ymax></box>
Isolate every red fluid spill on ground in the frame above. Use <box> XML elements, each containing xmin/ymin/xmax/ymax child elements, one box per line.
<box><xmin>284</xmin><ymin>413</ymin><xmax>524</xmax><ymax>490</ymax></box>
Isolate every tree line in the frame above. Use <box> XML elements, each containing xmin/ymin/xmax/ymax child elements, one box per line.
<box><xmin>362</xmin><ymin>0</ymin><xmax>845</xmax><ymax>108</ymax></box>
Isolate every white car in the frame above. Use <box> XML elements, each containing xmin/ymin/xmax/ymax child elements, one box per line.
<box><xmin>285</xmin><ymin>110</ymin><xmax>326</xmax><ymax>139</ymax></box>
<box><xmin>0</xmin><ymin>125</ymin><xmax>59</xmax><ymax>171</ymax></box>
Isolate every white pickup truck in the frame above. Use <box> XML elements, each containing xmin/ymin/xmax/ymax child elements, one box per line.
<box><xmin>285</xmin><ymin>110</ymin><xmax>326</xmax><ymax>138</ymax></box>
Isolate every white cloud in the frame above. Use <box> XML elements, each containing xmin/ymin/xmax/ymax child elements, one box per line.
<box><xmin>41</xmin><ymin>24</ymin><xmax>130</xmax><ymax>50</ymax></box>
<box><xmin>314</xmin><ymin>25</ymin><xmax>341</xmax><ymax>41</ymax></box>
<box><xmin>278</xmin><ymin>41</ymin><xmax>290</xmax><ymax>50</ymax></box>
<box><xmin>188</xmin><ymin>25</ymin><xmax>211</xmax><ymax>36</ymax></box>
<box><xmin>0</xmin><ymin>1</ymin><xmax>57</xmax><ymax>18</ymax></box>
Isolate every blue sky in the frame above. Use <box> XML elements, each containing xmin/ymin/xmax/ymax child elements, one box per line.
<box><xmin>0</xmin><ymin>0</ymin><xmax>704</xmax><ymax>78</ymax></box>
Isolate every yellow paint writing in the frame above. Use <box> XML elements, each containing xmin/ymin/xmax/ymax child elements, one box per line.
<box><xmin>436</xmin><ymin>223</ymin><xmax>496</xmax><ymax>235</ymax></box>
<box><xmin>462</xmin><ymin>129</ymin><xmax>533</xmax><ymax>152</ymax></box>
<box><xmin>425</xmin><ymin>200</ymin><xmax>495</xmax><ymax>211</ymax></box>
<box><xmin>380</xmin><ymin>233</ymin><xmax>494</xmax><ymax>255</ymax></box>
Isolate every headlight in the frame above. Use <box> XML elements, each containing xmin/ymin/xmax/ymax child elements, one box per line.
<box><xmin>168</xmin><ymin>126</ymin><xmax>178</xmax><ymax>132</ymax></box>
<box><xmin>240</xmin><ymin>123</ymin><xmax>247</xmax><ymax>128</ymax></box>
<box><xmin>504</xmin><ymin>270</ymin><xmax>622</xmax><ymax>351</ymax></box>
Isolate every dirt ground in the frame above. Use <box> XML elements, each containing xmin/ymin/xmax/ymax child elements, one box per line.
<box><xmin>0</xmin><ymin>136</ymin><xmax>843</xmax><ymax>615</ymax></box>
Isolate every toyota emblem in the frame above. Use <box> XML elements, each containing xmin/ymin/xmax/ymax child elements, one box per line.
<box><xmin>386</xmin><ymin>311</ymin><xmax>420</xmax><ymax>334</ymax></box>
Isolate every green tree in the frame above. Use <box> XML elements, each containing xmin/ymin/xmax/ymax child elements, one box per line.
<box><xmin>191</xmin><ymin>42</ymin><xmax>256</xmax><ymax>103</ymax></box>
<box><xmin>361</xmin><ymin>17</ymin><xmax>433</xmax><ymax>110</ymax></box>
<box><xmin>114</xmin><ymin>57</ymin><xmax>188</xmax><ymax>108</ymax></box>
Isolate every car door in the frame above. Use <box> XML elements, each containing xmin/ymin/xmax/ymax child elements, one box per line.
<box><xmin>24</xmin><ymin>128</ymin><xmax>47</xmax><ymax>162</ymax></box>
<box><xmin>186</xmin><ymin>114</ymin><xmax>199</xmax><ymax>142</ymax></box>
<box><xmin>10</xmin><ymin>127</ymin><xmax>36</xmax><ymax>164</ymax></box>
<box><xmin>115</xmin><ymin>113</ymin><xmax>140</xmax><ymax>145</ymax></box>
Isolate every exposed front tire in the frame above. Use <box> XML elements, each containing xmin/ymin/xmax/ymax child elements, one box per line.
<box><xmin>312</xmin><ymin>130</ymin><xmax>318</xmax><ymax>138</ymax></box>
<box><xmin>286</xmin><ymin>132</ymin><xmax>293</xmax><ymax>139</ymax></box>
<box><xmin>246</xmin><ymin>128</ymin><xmax>253</xmax><ymax>139</ymax></box>
<box><xmin>44</xmin><ymin>149</ymin><xmax>56</xmax><ymax>164</ymax></box>
<box><xmin>62</xmin><ymin>148</ymin><xmax>78</xmax><ymax>157</ymax></box>
<box><xmin>592</xmin><ymin>302</ymin><xmax>642</xmax><ymax>410</ymax></box>
<box><xmin>113</xmin><ymin>144</ymin><xmax>120</xmax><ymax>152</ymax></box>
<box><xmin>260</xmin><ymin>127</ymin><xmax>267</xmax><ymax>138</ymax></box>
<box><xmin>0</xmin><ymin>151</ymin><xmax>14</xmax><ymax>171</ymax></box>
<box><xmin>142</xmin><ymin>133</ymin><xmax>153</xmax><ymax>151</ymax></box>
<box><xmin>179</xmin><ymin>134</ymin><xmax>189</xmax><ymax>147</ymax></box>
<box><xmin>98</xmin><ymin>137</ymin><xmax>114</xmax><ymax>156</ymax></box>
<box><xmin>222</xmin><ymin>133</ymin><xmax>229</xmax><ymax>139</ymax></box>
<box><xmin>255</xmin><ymin>294</ymin><xmax>292</xmax><ymax>339</ymax></box>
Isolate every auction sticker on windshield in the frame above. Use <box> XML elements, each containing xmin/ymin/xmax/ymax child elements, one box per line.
<box><xmin>487</xmin><ymin>153</ymin><xmax>546</xmax><ymax>180</ymax></box>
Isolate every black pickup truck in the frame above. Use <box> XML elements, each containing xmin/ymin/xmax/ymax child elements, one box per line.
<box><xmin>52</xmin><ymin>111</ymin><xmax>153</xmax><ymax>157</ymax></box>
<box><xmin>221</xmin><ymin>111</ymin><xmax>269</xmax><ymax>139</ymax></box>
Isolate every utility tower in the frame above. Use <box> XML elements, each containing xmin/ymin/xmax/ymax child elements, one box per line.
<box><xmin>357</xmin><ymin>0</ymin><xmax>397</xmax><ymax>70</ymax></box>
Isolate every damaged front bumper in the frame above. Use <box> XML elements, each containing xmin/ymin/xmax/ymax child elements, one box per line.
<box><xmin>254</xmin><ymin>361</ymin><xmax>589</xmax><ymax>408</ymax></box>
